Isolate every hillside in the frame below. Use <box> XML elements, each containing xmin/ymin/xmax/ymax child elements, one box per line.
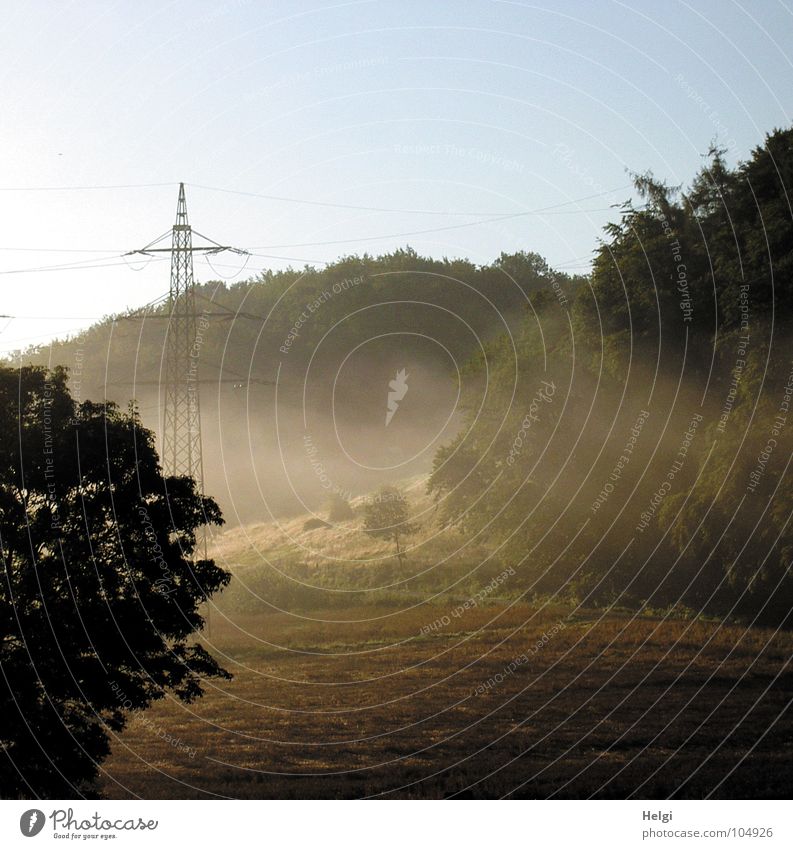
<box><xmin>15</xmin><ymin>249</ymin><xmax>581</xmax><ymax>522</ymax></box>
<box><xmin>207</xmin><ymin>475</ymin><xmax>516</xmax><ymax>615</ymax></box>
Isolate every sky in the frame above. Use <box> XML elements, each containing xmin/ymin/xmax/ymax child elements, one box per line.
<box><xmin>1</xmin><ymin>0</ymin><xmax>792</xmax><ymax>355</ymax></box>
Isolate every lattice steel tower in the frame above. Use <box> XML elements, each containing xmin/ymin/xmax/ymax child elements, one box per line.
<box><xmin>127</xmin><ymin>183</ymin><xmax>245</xmax><ymax>487</ymax></box>
<box><xmin>164</xmin><ymin>183</ymin><xmax>202</xmax><ymax>482</ymax></box>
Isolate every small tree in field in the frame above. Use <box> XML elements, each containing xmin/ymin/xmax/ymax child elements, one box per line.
<box><xmin>326</xmin><ymin>492</ymin><xmax>354</xmax><ymax>523</ymax></box>
<box><xmin>0</xmin><ymin>365</ymin><xmax>230</xmax><ymax>798</ymax></box>
<box><xmin>363</xmin><ymin>487</ymin><xmax>417</xmax><ymax>568</ymax></box>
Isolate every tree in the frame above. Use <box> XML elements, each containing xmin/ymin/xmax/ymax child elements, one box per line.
<box><xmin>326</xmin><ymin>492</ymin><xmax>354</xmax><ymax>523</ymax></box>
<box><xmin>0</xmin><ymin>365</ymin><xmax>230</xmax><ymax>798</ymax></box>
<box><xmin>362</xmin><ymin>487</ymin><xmax>417</xmax><ymax>568</ymax></box>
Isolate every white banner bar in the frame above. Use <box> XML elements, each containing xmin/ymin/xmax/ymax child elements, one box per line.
<box><xmin>1</xmin><ymin>799</ymin><xmax>789</xmax><ymax>848</ymax></box>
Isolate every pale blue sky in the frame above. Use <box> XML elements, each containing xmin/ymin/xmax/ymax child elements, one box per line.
<box><xmin>1</xmin><ymin>0</ymin><xmax>791</xmax><ymax>353</ymax></box>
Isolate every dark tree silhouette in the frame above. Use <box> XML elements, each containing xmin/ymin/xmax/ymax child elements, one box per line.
<box><xmin>363</xmin><ymin>487</ymin><xmax>417</xmax><ymax>568</ymax></box>
<box><xmin>0</xmin><ymin>365</ymin><xmax>230</xmax><ymax>798</ymax></box>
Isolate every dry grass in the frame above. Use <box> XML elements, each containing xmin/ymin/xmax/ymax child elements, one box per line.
<box><xmin>99</xmin><ymin>601</ymin><xmax>793</xmax><ymax>799</ymax></box>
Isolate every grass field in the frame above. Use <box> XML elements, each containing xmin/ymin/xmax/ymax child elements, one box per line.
<box><xmin>99</xmin><ymin>596</ymin><xmax>793</xmax><ymax>799</ymax></box>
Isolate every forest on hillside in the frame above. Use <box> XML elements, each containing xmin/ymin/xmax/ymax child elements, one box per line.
<box><xmin>429</xmin><ymin>128</ymin><xmax>793</xmax><ymax>625</ymax></box>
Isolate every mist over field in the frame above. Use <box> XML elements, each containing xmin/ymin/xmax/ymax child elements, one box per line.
<box><xmin>24</xmin><ymin>251</ymin><xmax>554</xmax><ymax>522</ymax></box>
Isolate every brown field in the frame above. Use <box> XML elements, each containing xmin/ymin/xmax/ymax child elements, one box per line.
<box><xmin>99</xmin><ymin>601</ymin><xmax>793</xmax><ymax>799</ymax></box>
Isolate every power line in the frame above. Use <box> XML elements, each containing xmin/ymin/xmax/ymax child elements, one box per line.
<box><xmin>243</xmin><ymin>206</ymin><xmax>618</xmax><ymax>250</ymax></box>
<box><xmin>210</xmin><ymin>187</ymin><xmax>633</xmax><ymax>251</ymax></box>
<box><xmin>0</xmin><ymin>314</ymin><xmax>109</xmax><ymax>320</ymax></box>
<box><xmin>0</xmin><ymin>247</ymin><xmax>123</xmax><ymax>253</ymax></box>
<box><xmin>0</xmin><ymin>255</ymin><xmax>169</xmax><ymax>275</ymax></box>
<box><xmin>188</xmin><ymin>180</ymin><xmax>631</xmax><ymax>217</ymax></box>
<box><xmin>0</xmin><ymin>178</ymin><xmax>631</xmax><ymax>217</ymax></box>
<box><xmin>0</xmin><ymin>182</ymin><xmax>175</xmax><ymax>192</ymax></box>
<box><xmin>0</xmin><ymin>184</ymin><xmax>632</xmax><ymax>271</ymax></box>
<box><xmin>199</xmin><ymin>252</ymin><xmax>329</xmax><ymax>268</ymax></box>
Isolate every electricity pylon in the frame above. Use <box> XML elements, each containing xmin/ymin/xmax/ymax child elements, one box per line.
<box><xmin>125</xmin><ymin>184</ymin><xmax>248</xmax><ymax>638</ymax></box>
<box><xmin>127</xmin><ymin>182</ymin><xmax>247</xmax><ymax>486</ymax></box>
<box><xmin>164</xmin><ymin>184</ymin><xmax>201</xmax><ymax>482</ymax></box>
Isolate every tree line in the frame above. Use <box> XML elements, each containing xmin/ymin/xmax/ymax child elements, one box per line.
<box><xmin>429</xmin><ymin>127</ymin><xmax>793</xmax><ymax>626</ymax></box>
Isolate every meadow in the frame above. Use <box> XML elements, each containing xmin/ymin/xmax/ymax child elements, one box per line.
<box><xmin>99</xmin><ymin>513</ymin><xmax>793</xmax><ymax>799</ymax></box>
